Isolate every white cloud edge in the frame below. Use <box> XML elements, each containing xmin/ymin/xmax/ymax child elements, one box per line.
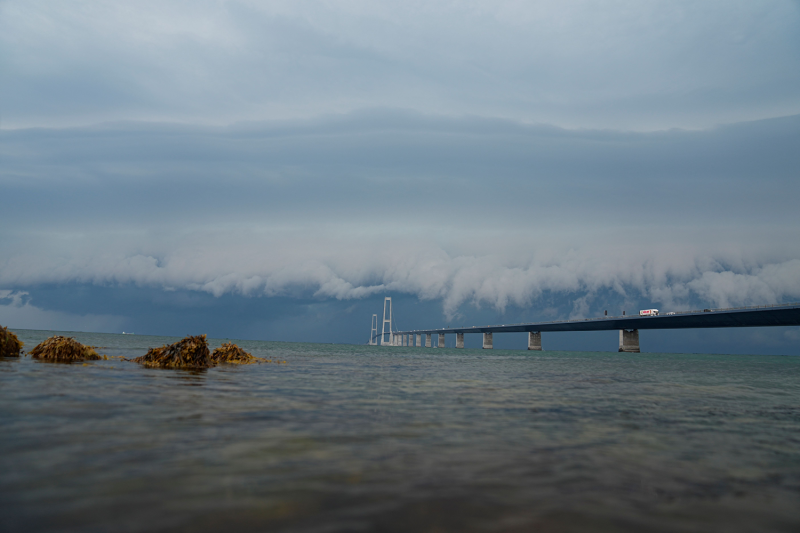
<box><xmin>0</xmin><ymin>291</ymin><xmax>126</xmax><ymax>333</ymax></box>
<box><xmin>3</xmin><ymin>238</ymin><xmax>799</xmax><ymax>322</ymax></box>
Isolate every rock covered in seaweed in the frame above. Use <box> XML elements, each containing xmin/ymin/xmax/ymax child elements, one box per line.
<box><xmin>132</xmin><ymin>335</ymin><xmax>213</xmax><ymax>369</ymax></box>
<box><xmin>28</xmin><ymin>336</ymin><xmax>100</xmax><ymax>362</ymax></box>
<box><xmin>0</xmin><ymin>325</ymin><xmax>24</xmax><ymax>357</ymax></box>
<box><xmin>211</xmin><ymin>342</ymin><xmax>258</xmax><ymax>364</ymax></box>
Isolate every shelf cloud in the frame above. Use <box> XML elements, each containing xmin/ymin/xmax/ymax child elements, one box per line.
<box><xmin>2</xmin><ymin>113</ymin><xmax>798</xmax><ymax>322</ymax></box>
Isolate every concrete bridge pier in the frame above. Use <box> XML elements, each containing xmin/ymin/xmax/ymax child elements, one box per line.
<box><xmin>483</xmin><ymin>332</ymin><xmax>493</xmax><ymax>349</ymax></box>
<box><xmin>425</xmin><ymin>334</ymin><xmax>432</xmax><ymax>348</ymax></box>
<box><xmin>438</xmin><ymin>333</ymin><xmax>445</xmax><ymax>348</ymax></box>
<box><xmin>619</xmin><ymin>329</ymin><xmax>640</xmax><ymax>353</ymax></box>
<box><xmin>416</xmin><ymin>334</ymin><xmax>421</xmax><ymax>347</ymax></box>
<box><xmin>528</xmin><ymin>331</ymin><xmax>542</xmax><ymax>351</ymax></box>
<box><xmin>402</xmin><ymin>334</ymin><xmax>407</xmax><ymax>346</ymax></box>
<box><xmin>456</xmin><ymin>333</ymin><xmax>464</xmax><ymax>348</ymax></box>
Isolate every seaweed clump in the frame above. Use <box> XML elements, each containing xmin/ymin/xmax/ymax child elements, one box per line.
<box><xmin>0</xmin><ymin>325</ymin><xmax>24</xmax><ymax>357</ymax></box>
<box><xmin>132</xmin><ymin>335</ymin><xmax>212</xmax><ymax>369</ymax></box>
<box><xmin>28</xmin><ymin>336</ymin><xmax>100</xmax><ymax>362</ymax></box>
<box><xmin>211</xmin><ymin>342</ymin><xmax>258</xmax><ymax>364</ymax></box>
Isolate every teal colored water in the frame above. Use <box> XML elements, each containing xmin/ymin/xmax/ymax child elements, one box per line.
<box><xmin>1</xmin><ymin>329</ymin><xmax>799</xmax><ymax>532</ymax></box>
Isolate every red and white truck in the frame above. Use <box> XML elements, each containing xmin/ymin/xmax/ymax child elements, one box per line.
<box><xmin>639</xmin><ymin>309</ymin><xmax>659</xmax><ymax>316</ymax></box>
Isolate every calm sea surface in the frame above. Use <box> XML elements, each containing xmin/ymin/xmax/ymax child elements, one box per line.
<box><xmin>1</xmin><ymin>329</ymin><xmax>799</xmax><ymax>532</ymax></box>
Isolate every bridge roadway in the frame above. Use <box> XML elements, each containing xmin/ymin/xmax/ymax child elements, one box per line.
<box><xmin>390</xmin><ymin>303</ymin><xmax>800</xmax><ymax>352</ymax></box>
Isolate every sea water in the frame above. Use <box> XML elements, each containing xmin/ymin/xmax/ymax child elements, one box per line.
<box><xmin>1</xmin><ymin>329</ymin><xmax>799</xmax><ymax>532</ymax></box>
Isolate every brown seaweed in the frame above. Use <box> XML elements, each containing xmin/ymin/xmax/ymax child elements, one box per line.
<box><xmin>211</xmin><ymin>342</ymin><xmax>258</xmax><ymax>364</ymax></box>
<box><xmin>0</xmin><ymin>325</ymin><xmax>24</xmax><ymax>357</ymax></box>
<box><xmin>131</xmin><ymin>335</ymin><xmax>213</xmax><ymax>369</ymax></box>
<box><xmin>28</xmin><ymin>336</ymin><xmax>100</xmax><ymax>362</ymax></box>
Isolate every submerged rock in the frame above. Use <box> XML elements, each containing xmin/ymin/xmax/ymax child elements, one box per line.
<box><xmin>0</xmin><ymin>325</ymin><xmax>24</xmax><ymax>357</ymax></box>
<box><xmin>211</xmin><ymin>342</ymin><xmax>258</xmax><ymax>364</ymax></box>
<box><xmin>29</xmin><ymin>336</ymin><xmax>100</xmax><ymax>362</ymax></box>
<box><xmin>132</xmin><ymin>335</ymin><xmax>213</xmax><ymax>369</ymax></box>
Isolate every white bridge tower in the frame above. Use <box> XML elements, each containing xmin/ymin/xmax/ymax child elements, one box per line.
<box><xmin>380</xmin><ymin>297</ymin><xmax>393</xmax><ymax>345</ymax></box>
<box><xmin>368</xmin><ymin>314</ymin><xmax>378</xmax><ymax>345</ymax></box>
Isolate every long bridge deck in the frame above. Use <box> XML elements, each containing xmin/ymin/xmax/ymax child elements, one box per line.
<box><xmin>406</xmin><ymin>303</ymin><xmax>800</xmax><ymax>335</ymax></box>
<box><xmin>379</xmin><ymin>303</ymin><xmax>800</xmax><ymax>352</ymax></box>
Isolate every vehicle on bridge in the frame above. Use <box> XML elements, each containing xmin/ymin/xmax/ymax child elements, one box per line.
<box><xmin>639</xmin><ymin>309</ymin><xmax>659</xmax><ymax>316</ymax></box>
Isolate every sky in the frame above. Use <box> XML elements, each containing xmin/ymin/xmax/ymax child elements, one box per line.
<box><xmin>2</xmin><ymin>0</ymin><xmax>800</xmax><ymax>354</ymax></box>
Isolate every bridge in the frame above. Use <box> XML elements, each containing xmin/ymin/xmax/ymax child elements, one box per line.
<box><xmin>370</xmin><ymin>299</ymin><xmax>800</xmax><ymax>352</ymax></box>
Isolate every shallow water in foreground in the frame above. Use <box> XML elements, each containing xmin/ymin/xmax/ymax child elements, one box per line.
<box><xmin>1</xmin><ymin>330</ymin><xmax>799</xmax><ymax>532</ymax></box>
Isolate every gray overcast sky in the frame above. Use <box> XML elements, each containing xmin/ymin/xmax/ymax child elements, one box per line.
<box><xmin>3</xmin><ymin>1</ymin><xmax>800</xmax><ymax>129</ymax></box>
<box><xmin>1</xmin><ymin>1</ymin><xmax>799</xmax><ymax>353</ymax></box>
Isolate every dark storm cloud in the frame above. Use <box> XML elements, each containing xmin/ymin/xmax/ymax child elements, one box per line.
<box><xmin>3</xmin><ymin>111</ymin><xmax>799</xmax><ymax>228</ymax></box>
<box><xmin>1</xmin><ymin>112</ymin><xmax>799</xmax><ymax>322</ymax></box>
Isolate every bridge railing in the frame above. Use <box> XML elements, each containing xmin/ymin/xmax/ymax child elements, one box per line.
<box><xmin>657</xmin><ymin>302</ymin><xmax>800</xmax><ymax>316</ymax></box>
<box><xmin>405</xmin><ymin>301</ymin><xmax>800</xmax><ymax>333</ymax></box>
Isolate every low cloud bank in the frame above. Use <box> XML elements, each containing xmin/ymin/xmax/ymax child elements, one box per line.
<box><xmin>2</xmin><ymin>235</ymin><xmax>799</xmax><ymax>321</ymax></box>
<box><xmin>0</xmin><ymin>290</ymin><xmax>126</xmax><ymax>332</ymax></box>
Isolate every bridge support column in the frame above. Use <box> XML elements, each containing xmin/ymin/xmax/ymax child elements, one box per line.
<box><xmin>403</xmin><ymin>334</ymin><xmax>408</xmax><ymax>346</ymax></box>
<box><xmin>415</xmin><ymin>334</ymin><xmax>421</xmax><ymax>347</ymax></box>
<box><xmin>619</xmin><ymin>329</ymin><xmax>640</xmax><ymax>353</ymax></box>
<box><xmin>483</xmin><ymin>332</ymin><xmax>493</xmax><ymax>349</ymax></box>
<box><xmin>438</xmin><ymin>333</ymin><xmax>445</xmax><ymax>348</ymax></box>
<box><xmin>425</xmin><ymin>334</ymin><xmax>432</xmax><ymax>348</ymax></box>
<box><xmin>528</xmin><ymin>331</ymin><xmax>542</xmax><ymax>351</ymax></box>
<box><xmin>456</xmin><ymin>333</ymin><xmax>464</xmax><ymax>348</ymax></box>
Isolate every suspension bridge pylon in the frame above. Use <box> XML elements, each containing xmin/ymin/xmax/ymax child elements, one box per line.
<box><xmin>380</xmin><ymin>297</ymin><xmax>393</xmax><ymax>345</ymax></box>
<box><xmin>369</xmin><ymin>314</ymin><xmax>378</xmax><ymax>345</ymax></box>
